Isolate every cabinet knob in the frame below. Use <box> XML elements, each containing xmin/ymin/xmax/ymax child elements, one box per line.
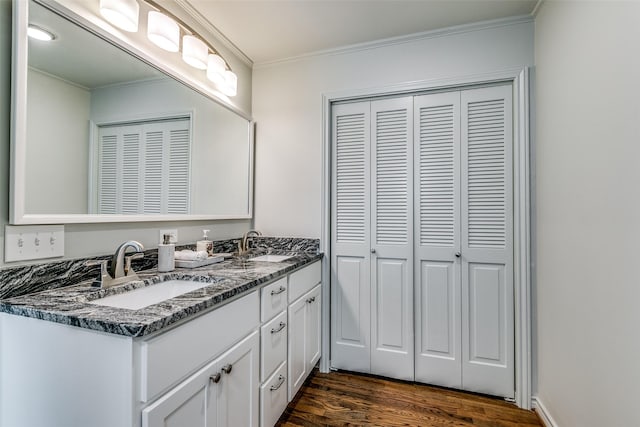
<box><xmin>209</xmin><ymin>372</ymin><xmax>221</xmax><ymax>383</ymax></box>
<box><xmin>455</xmin><ymin>252</ymin><xmax>461</xmax><ymax>258</ymax></box>
<box><xmin>221</xmin><ymin>364</ymin><xmax>233</xmax><ymax>374</ymax></box>
<box><xmin>370</xmin><ymin>248</ymin><xmax>376</xmax><ymax>254</ymax></box>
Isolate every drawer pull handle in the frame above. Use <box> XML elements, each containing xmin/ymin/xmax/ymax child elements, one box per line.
<box><xmin>270</xmin><ymin>375</ymin><xmax>286</xmax><ymax>391</ymax></box>
<box><xmin>221</xmin><ymin>364</ymin><xmax>233</xmax><ymax>374</ymax></box>
<box><xmin>271</xmin><ymin>322</ymin><xmax>286</xmax><ymax>334</ymax></box>
<box><xmin>209</xmin><ymin>372</ymin><xmax>221</xmax><ymax>383</ymax></box>
<box><xmin>306</xmin><ymin>296</ymin><xmax>316</xmax><ymax>304</ymax></box>
<box><xmin>270</xmin><ymin>286</ymin><xmax>286</xmax><ymax>296</ymax></box>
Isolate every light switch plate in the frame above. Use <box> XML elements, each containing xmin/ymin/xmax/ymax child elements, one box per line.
<box><xmin>4</xmin><ymin>225</ymin><xmax>65</xmax><ymax>262</ymax></box>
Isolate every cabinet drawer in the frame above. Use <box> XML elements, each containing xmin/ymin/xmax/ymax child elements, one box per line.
<box><xmin>139</xmin><ymin>291</ymin><xmax>259</xmax><ymax>403</ymax></box>
<box><xmin>261</xmin><ymin>277</ymin><xmax>288</xmax><ymax>322</ymax></box>
<box><xmin>288</xmin><ymin>261</ymin><xmax>321</xmax><ymax>303</ymax></box>
<box><xmin>260</xmin><ymin>362</ymin><xmax>288</xmax><ymax>427</ymax></box>
<box><xmin>260</xmin><ymin>310</ymin><xmax>287</xmax><ymax>383</ymax></box>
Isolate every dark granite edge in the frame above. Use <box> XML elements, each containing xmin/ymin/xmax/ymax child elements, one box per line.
<box><xmin>0</xmin><ymin>253</ymin><xmax>323</xmax><ymax>338</ymax></box>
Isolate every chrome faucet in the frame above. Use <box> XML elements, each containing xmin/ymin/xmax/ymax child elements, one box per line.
<box><xmin>239</xmin><ymin>230</ymin><xmax>262</xmax><ymax>255</ymax></box>
<box><xmin>110</xmin><ymin>240</ymin><xmax>144</xmax><ymax>279</ymax></box>
<box><xmin>90</xmin><ymin>240</ymin><xmax>144</xmax><ymax>288</ymax></box>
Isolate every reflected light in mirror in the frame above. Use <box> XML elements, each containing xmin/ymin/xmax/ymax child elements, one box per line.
<box><xmin>100</xmin><ymin>0</ymin><xmax>139</xmax><ymax>33</ymax></box>
<box><xmin>27</xmin><ymin>25</ymin><xmax>55</xmax><ymax>41</ymax></box>
<box><xmin>182</xmin><ymin>35</ymin><xmax>207</xmax><ymax>69</ymax></box>
<box><xmin>147</xmin><ymin>11</ymin><xmax>179</xmax><ymax>52</ymax></box>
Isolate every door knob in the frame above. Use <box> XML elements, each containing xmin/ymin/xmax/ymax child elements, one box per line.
<box><xmin>455</xmin><ymin>252</ymin><xmax>461</xmax><ymax>258</ymax></box>
<box><xmin>371</xmin><ymin>248</ymin><xmax>376</xmax><ymax>254</ymax></box>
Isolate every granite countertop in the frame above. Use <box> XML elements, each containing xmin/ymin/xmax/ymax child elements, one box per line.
<box><xmin>0</xmin><ymin>252</ymin><xmax>322</xmax><ymax>338</ymax></box>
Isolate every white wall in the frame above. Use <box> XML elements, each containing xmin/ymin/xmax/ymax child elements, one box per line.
<box><xmin>252</xmin><ymin>19</ymin><xmax>534</xmax><ymax>238</ymax></box>
<box><xmin>534</xmin><ymin>2</ymin><xmax>640</xmax><ymax>426</ymax></box>
<box><xmin>26</xmin><ymin>69</ymin><xmax>90</xmax><ymax>214</ymax></box>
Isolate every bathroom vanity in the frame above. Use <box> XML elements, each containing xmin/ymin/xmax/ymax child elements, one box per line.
<box><xmin>0</xmin><ymin>253</ymin><xmax>322</xmax><ymax>427</ymax></box>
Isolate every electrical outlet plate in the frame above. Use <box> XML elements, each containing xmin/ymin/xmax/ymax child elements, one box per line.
<box><xmin>4</xmin><ymin>225</ymin><xmax>65</xmax><ymax>262</ymax></box>
<box><xmin>159</xmin><ymin>229</ymin><xmax>178</xmax><ymax>244</ymax></box>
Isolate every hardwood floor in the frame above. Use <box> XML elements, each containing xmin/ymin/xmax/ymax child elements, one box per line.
<box><xmin>277</xmin><ymin>370</ymin><xmax>542</xmax><ymax>427</ymax></box>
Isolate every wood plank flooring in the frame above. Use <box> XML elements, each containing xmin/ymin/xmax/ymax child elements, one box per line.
<box><xmin>277</xmin><ymin>370</ymin><xmax>542</xmax><ymax>427</ymax></box>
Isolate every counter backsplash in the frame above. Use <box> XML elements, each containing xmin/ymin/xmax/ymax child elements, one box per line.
<box><xmin>0</xmin><ymin>237</ymin><xmax>320</xmax><ymax>300</ymax></box>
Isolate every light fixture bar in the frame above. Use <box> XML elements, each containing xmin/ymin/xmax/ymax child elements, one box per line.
<box><xmin>143</xmin><ymin>0</ymin><xmax>232</xmax><ymax>72</ymax></box>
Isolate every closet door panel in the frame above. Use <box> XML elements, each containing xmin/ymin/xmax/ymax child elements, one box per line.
<box><xmin>370</xmin><ymin>97</ymin><xmax>414</xmax><ymax>381</ymax></box>
<box><xmin>461</xmin><ymin>85</ymin><xmax>514</xmax><ymax>398</ymax></box>
<box><xmin>413</xmin><ymin>92</ymin><xmax>462</xmax><ymax>387</ymax></box>
<box><xmin>331</xmin><ymin>102</ymin><xmax>371</xmax><ymax>373</ymax></box>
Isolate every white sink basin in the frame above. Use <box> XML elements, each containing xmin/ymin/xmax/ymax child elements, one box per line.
<box><xmin>249</xmin><ymin>255</ymin><xmax>293</xmax><ymax>263</ymax></box>
<box><xmin>89</xmin><ymin>280</ymin><xmax>212</xmax><ymax>310</ymax></box>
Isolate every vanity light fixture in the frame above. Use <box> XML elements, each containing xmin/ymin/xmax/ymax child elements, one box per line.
<box><xmin>95</xmin><ymin>0</ymin><xmax>238</xmax><ymax>96</ymax></box>
<box><xmin>222</xmin><ymin>70</ymin><xmax>238</xmax><ymax>97</ymax></box>
<box><xmin>182</xmin><ymin>35</ymin><xmax>208</xmax><ymax>70</ymax></box>
<box><xmin>27</xmin><ymin>25</ymin><xmax>56</xmax><ymax>41</ymax></box>
<box><xmin>147</xmin><ymin>10</ymin><xmax>179</xmax><ymax>52</ymax></box>
<box><xmin>206</xmin><ymin>53</ymin><xmax>226</xmax><ymax>85</ymax></box>
<box><xmin>99</xmin><ymin>0</ymin><xmax>139</xmax><ymax>32</ymax></box>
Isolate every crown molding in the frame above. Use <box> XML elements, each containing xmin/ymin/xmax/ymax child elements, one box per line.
<box><xmin>174</xmin><ymin>0</ymin><xmax>254</xmax><ymax>67</ymax></box>
<box><xmin>531</xmin><ymin>0</ymin><xmax>545</xmax><ymax>17</ymax></box>
<box><xmin>254</xmin><ymin>14</ymin><xmax>534</xmax><ymax>69</ymax></box>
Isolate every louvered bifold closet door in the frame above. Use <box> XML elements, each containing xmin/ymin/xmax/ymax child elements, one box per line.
<box><xmin>413</xmin><ymin>92</ymin><xmax>462</xmax><ymax>388</ymax></box>
<box><xmin>461</xmin><ymin>85</ymin><xmax>514</xmax><ymax>398</ymax></box>
<box><xmin>141</xmin><ymin>119</ymin><xmax>191</xmax><ymax>214</ymax></box>
<box><xmin>370</xmin><ymin>97</ymin><xmax>414</xmax><ymax>380</ymax></box>
<box><xmin>331</xmin><ymin>101</ymin><xmax>372</xmax><ymax>373</ymax></box>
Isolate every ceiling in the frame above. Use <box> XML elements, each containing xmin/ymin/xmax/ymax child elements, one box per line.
<box><xmin>185</xmin><ymin>0</ymin><xmax>539</xmax><ymax>65</ymax></box>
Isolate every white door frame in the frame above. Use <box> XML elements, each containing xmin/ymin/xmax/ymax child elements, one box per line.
<box><xmin>320</xmin><ymin>67</ymin><xmax>532</xmax><ymax>409</ymax></box>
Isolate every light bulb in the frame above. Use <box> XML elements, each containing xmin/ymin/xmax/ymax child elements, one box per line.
<box><xmin>100</xmin><ymin>0</ymin><xmax>139</xmax><ymax>33</ymax></box>
<box><xmin>147</xmin><ymin>11</ymin><xmax>179</xmax><ymax>52</ymax></box>
<box><xmin>182</xmin><ymin>35</ymin><xmax>208</xmax><ymax>70</ymax></box>
<box><xmin>206</xmin><ymin>54</ymin><xmax>226</xmax><ymax>86</ymax></box>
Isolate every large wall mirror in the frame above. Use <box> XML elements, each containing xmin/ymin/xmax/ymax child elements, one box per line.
<box><xmin>10</xmin><ymin>0</ymin><xmax>253</xmax><ymax>224</ymax></box>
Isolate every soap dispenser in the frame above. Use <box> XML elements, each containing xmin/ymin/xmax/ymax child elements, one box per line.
<box><xmin>157</xmin><ymin>234</ymin><xmax>175</xmax><ymax>272</ymax></box>
<box><xmin>196</xmin><ymin>229</ymin><xmax>213</xmax><ymax>256</ymax></box>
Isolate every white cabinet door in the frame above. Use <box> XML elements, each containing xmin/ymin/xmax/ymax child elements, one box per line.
<box><xmin>370</xmin><ymin>97</ymin><xmax>414</xmax><ymax>381</ymax></box>
<box><xmin>330</xmin><ymin>101</ymin><xmax>372</xmax><ymax>374</ymax></box>
<box><xmin>460</xmin><ymin>85</ymin><xmax>514</xmax><ymax>398</ymax></box>
<box><xmin>142</xmin><ymin>330</ymin><xmax>259</xmax><ymax>427</ymax></box>
<box><xmin>216</xmin><ymin>331</ymin><xmax>260</xmax><ymax>427</ymax></box>
<box><xmin>414</xmin><ymin>91</ymin><xmax>462</xmax><ymax>388</ymax></box>
<box><xmin>142</xmin><ymin>355</ymin><xmax>216</xmax><ymax>427</ymax></box>
<box><xmin>305</xmin><ymin>284</ymin><xmax>322</xmax><ymax>373</ymax></box>
<box><xmin>288</xmin><ymin>284</ymin><xmax>322</xmax><ymax>401</ymax></box>
<box><xmin>287</xmin><ymin>292</ymin><xmax>307</xmax><ymax>401</ymax></box>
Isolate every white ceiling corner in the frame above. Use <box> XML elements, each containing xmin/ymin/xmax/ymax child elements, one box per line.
<box><xmin>184</xmin><ymin>0</ymin><xmax>538</xmax><ymax>66</ymax></box>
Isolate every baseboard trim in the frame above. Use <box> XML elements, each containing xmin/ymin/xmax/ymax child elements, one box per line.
<box><xmin>532</xmin><ymin>397</ymin><xmax>559</xmax><ymax>427</ymax></box>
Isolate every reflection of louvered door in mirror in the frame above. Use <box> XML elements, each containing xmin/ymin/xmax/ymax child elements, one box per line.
<box><xmin>414</xmin><ymin>85</ymin><xmax>514</xmax><ymax>398</ymax></box>
<box><xmin>96</xmin><ymin>117</ymin><xmax>191</xmax><ymax>215</ymax></box>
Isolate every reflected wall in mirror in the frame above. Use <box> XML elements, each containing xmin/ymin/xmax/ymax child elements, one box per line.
<box><xmin>12</xmin><ymin>0</ymin><xmax>253</xmax><ymax>223</ymax></box>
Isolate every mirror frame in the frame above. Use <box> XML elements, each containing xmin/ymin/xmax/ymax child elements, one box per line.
<box><xmin>10</xmin><ymin>0</ymin><xmax>254</xmax><ymax>224</ymax></box>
